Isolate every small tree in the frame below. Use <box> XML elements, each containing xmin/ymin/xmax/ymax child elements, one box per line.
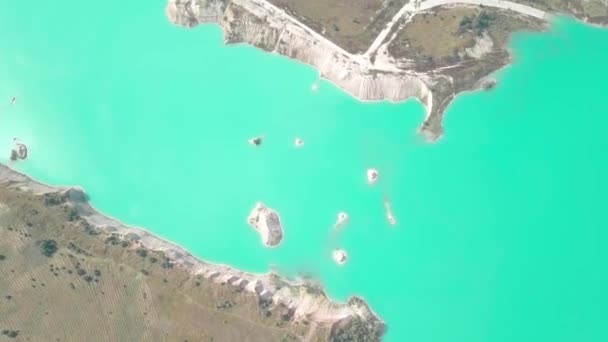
<box><xmin>475</xmin><ymin>11</ymin><xmax>494</xmax><ymax>35</ymax></box>
<box><xmin>459</xmin><ymin>15</ymin><xmax>473</xmax><ymax>33</ymax></box>
<box><xmin>39</xmin><ymin>240</ymin><xmax>58</xmax><ymax>257</ymax></box>
<box><xmin>2</xmin><ymin>330</ymin><xmax>19</xmax><ymax>338</ymax></box>
<box><xmin>66</xmin><ymin>207</ymin><xmax>79</xmax><ymax>221</ymax></box>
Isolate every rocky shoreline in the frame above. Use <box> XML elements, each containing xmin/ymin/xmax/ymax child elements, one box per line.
<box><xmin>166</xmin><ymin>0</ymin><xmax>436</xmax><ymax>138</ymax></box>
<box><xmin>165</xmin><ymin>0</ymin><xmax>607</xmax><ymax>143</ymax></box>
<box><xmin>0</xmin><ymin>162</ymin><xmax>385</xmax><ymax>338</ymax></box>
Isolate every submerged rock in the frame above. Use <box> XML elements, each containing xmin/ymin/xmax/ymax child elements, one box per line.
<box><xmin>247</xmin><ymin>202</ymin><xmax>283</xmax><ymax>247</ymax></box>
<box><xmin>479</xmin><ymin>77</ymin><xmax>497</xmax><ymax>91</ymax></box>
<box><xmin>294</xmin><ymin>137</ymin><xmax>304</xmax><ymax>147</ymax></box>
<box><xmin>383</xmin><ymin>196</ymin><xmax>397</xmax><ymax>226</ymax></box>
<box><xmin>248</xmin><ymin>136</ymin><xmax>263</xmax><ymax>146</ymax></box>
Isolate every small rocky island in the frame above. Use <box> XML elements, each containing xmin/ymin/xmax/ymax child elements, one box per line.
<box><xmin>10</xmin><ymin>139</ymin><xmax>28</xmax><ymax>161</ymax></box>
<box><xmin>248</xmin><ymin>136</ymin><xmax>263</xmax><ymax>146</ymax></box>
<box><xmin>334</xmin><ymin>211</ymin><xmax>349</xmax><ymax>229</ymax></box>
<box><xmin>294</xmin><ymin>137</ymin><xmax>304</xmax><ymax>147</ymax></box>
<box><xmin>367</xmin><ymin>168</ymin><xmax>379</xmax><ymax>185</ymax></box>
<box><xmin>332</xmin><ymin>249</ymin><xmax>348</xmax><ymax>266</ymax></box>
<box><xmin>247</xmin><ymin>202</ymin><xmax>284</xmax><ymax>247</ymax></box>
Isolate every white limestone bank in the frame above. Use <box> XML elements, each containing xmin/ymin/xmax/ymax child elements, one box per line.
<box><xmin>165</xmin><ymin>0</ymin><xmax>441</xmax><ymax>140</ymax></box>
<box><xmin>247</xmin><ymin>202</ymin><xmax>283</xmax><ymax>247</ymax></box>
<box><xmin>0</xmin><ymin>163</ymin><xmax>385</xmax><ymax>336</ymax></box>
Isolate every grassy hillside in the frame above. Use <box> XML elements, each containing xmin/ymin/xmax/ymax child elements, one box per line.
<box><xmin>0</xmin><ymin>186</ymin><xmax>331</xmax><ymax>341</ymax></box>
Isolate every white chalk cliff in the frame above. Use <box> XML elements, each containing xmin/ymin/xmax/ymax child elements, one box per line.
<box><xmin>165</xmin><ymin>0</ymin><xmax>444</xmax><ymax>139</ymax></box>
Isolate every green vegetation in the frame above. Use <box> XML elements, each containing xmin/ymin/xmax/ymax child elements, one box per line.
<box><xmin>66</xmin><ymin>207</ymin><xmax>79</xmax><ymax>221</ymax></box>
<box><xmin>281</xmin><ymin>333</ymin><xmax>299</xmax><ymax>341</ymax></box>
<box><xmin>105</xmin><ymin>235</ymin><xmax>120</xmax><ymax>245</ymax></box>
<box><xmin>388</xmin><ymin>7</ymin><xmax>479</xmax><ymax>68</ymax></box>
<box><xmin>38</xmin><ymin>239</ymin><xmax>58</xmax><ymax>257</ymax></box>
<box><xmin>330</xmin><ymin>316</ymin><xmax>384</xmax><ymax>342</ymax></box>
<box><xmin>459</xmin><ymin>11</ymin><xmax>495</xmax><ymax>35</ymax></box>
<box><xmin>81</xmin><ymin>221</ymin><xmax>100</xmax><ymax>236</ymax></box>
<box><xmin>43</xmin><ymin>193</ymin><xmax>67</xmax><ymax>206</ymax></box>
<box><xmin>160</xmin><ymin>258</ymin><xmax>174</xmax><ymax>269</ymax></box>
<box><xmin>1</xmin><ymin>330</ymin><xmax>19</xmax><ymax>338</ymax></box>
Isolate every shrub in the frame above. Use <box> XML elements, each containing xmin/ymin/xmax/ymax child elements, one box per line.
<box><xmin>459</xmin><ymin>15</ymin><xmax>473</xmax><ymax>32</ymax></box>
<box><xmin>105</xmin><ymin>236</ymin><xmax>120</xmax><ymax>245</ymax></box>
<box><xmin>330</xmin><ymin>317</ymin><xmax>385</xmax><ymax>342</ymax></box>
<box><xmin>459</xmin><ymin>12</ymin><xmax>494</xmax><ymax>36</ymax></box>
<box><xmin>44</xmin><ymin>193</ymin><xmax>66</xmax><ymax>206</ymax></box>
<box><xmin>476</xmin><ymin>11</ymin><xmax>494</xmax><ymax>35</ymax></box>
<box><xmin>39</xmin><ymin>240</ymin><xmax>58</xmax><ymax>257</ymax></box>
<box><xmin>161</xmin><ymin>258</ymin><xmax>174</xmax><ymax>269</ymax></box>
<box><xmin>66</xmin><ymin>207</ymin><xmax>79</xmax><ymax>221</ymax></box>
<box><xmin>82</xmin><ymin>222</ymin><xmax>100</xmax><ymax>236</ymax></box>
<box><xmin>1</xmin><ymin>330</ymin><xmax>19</xmax><ymax>338</ymax></box>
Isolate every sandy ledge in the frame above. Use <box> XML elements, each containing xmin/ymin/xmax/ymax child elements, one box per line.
<box><xmin>0</xmin><ymin>162</ymin><xmax>385</xmax><ymax>334</ymax></box>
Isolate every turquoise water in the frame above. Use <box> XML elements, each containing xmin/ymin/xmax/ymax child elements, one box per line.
<box><xmin>1</xmin><ymin>0</ymin><xmax>608</xmax><ymax>340</ymax></box>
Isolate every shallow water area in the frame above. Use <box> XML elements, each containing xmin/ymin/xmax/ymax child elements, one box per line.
<box><xmin>1</xmin><ymin>1</ymin><xmax>608</xmax><ymax>341</ymax></box>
